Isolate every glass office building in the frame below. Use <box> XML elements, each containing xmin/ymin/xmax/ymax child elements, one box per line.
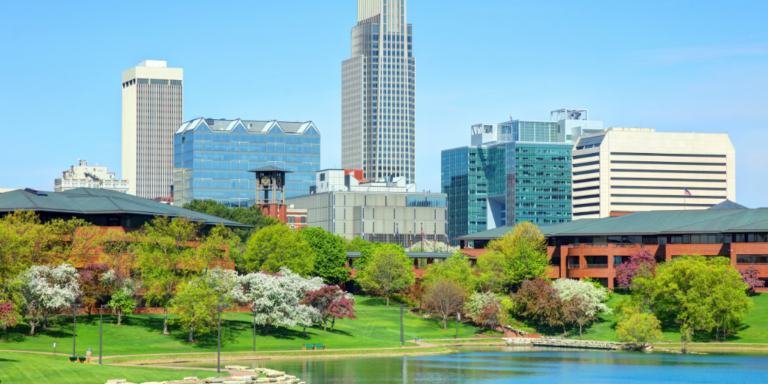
<box><xmin>504</xmin><ymin>142</ymin><xmax>572</xmax><ymax>226</ymax></box>
<box><xmin>443</xmin><ymin>113</ymin><xmax>587</xmax><ymax>243</ymax></box>
<box><xmin>173</xmin><ymin>118</ymin><xmax>320</xmax><ymax>207</ymax></box>
<box><xmin>442</xmin><ymin>142</ymin><xmax>571</xmax><ymax>242</ymax></box>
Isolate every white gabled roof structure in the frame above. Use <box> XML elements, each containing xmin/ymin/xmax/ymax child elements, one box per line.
<box><xmin>175</xmin><ymin>118</ymin><xmax>320</xmax><ymax>136</ymax></box>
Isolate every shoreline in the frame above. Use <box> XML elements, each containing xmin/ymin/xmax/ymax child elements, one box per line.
<box><xmin>102</xmin><ymin>347</ymin><xmax>455</xmax><ymax>365</ymax></box>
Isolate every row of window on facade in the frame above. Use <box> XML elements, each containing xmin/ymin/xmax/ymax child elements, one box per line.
<box><xmin>549</xmin><ymin>233</ymin><xmax>768</xmax><ymax>246</ymax></box>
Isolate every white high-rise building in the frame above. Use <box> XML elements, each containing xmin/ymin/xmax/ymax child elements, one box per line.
<box><xmin>55</xmin><ymin>159</ymin><xmax>129</xmax><ymax>193</ymax></box>
<box><xmin>571</xmin><ymin>128</ymin><xmax>736</xmax><ymax>219</ymax></box>
<box><xmin>342</xmin><ymin>0</ymin><xmax>416</xmax><ymax>184</ymax></box>
<box><xmin>121</xmin><ymin>60</ymin><xmax>183</xmax><ymax>199</ymax></box>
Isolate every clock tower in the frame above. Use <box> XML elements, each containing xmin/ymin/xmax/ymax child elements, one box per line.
<box><xmin>248</xmin><ymin>166</ymin><xmax>291</xmax><ymax>223</ymax></box>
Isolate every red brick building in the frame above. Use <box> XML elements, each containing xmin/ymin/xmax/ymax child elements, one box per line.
<box><xmin>456</xmin><ymin>201</ymin><xmax>768</xmax><ymax>292</ymax></box>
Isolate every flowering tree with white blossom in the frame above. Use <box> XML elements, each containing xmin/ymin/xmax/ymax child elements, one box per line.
<box><xmin>233</xmin><ymin>267</ymin><xmax>324</xmax><ymax>334</ymax></box>
<box><xmin>17</xmin><ymin>263</ymin><xmax>81</xmax><ymax>335</ymax></box>
<box><xmin>552</xmin><ymin>278</ymin><xmax>611</xmax><ymax>337</ymax></box>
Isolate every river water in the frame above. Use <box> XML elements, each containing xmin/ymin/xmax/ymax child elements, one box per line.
<box><xmin>168</xmin><ymin>346</ymin><xmax>768</xmax><ymax>383</ymax></box>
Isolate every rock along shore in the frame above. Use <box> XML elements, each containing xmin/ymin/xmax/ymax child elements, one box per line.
<box><xmin>504</xmin><ymin>337</ymin><xmax>626</xmax><ymax>350</ymax></box>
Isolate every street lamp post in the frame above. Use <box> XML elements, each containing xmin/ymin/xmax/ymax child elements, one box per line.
<box><xmin>71</xmin><ymin>301</ymin><xmax>82</xmax><ymax>357</ymax></box>
<box><xmin>99</xmin><ymin>304</ymin><xmax>110</xmax><ymax>365</ymax></box>
<box><xmin>455</xmin><ymin>311</ymin><xmax>460</xmax><ymax>339</ymax></box>
<box><xmin>400</xmin><ymin>304</ymin><xmax>404</xmax><ymax>347</ymax></box>
<box><xmin>217</xmin><ymin>304</ymin><xmax>230</xmax><ymax>374</ymax></box>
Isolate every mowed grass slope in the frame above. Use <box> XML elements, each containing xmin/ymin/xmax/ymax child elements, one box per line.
<box><xmin>0</xmin><ymin>352</ymin><xmax>224</xmax><ymax>384</ymax></box>
<box><xmin>523</xmin><ymin>292</ymin><xmax>768</xmax><ymax>343</ymax></box>
<box><xmin>0</xmin><ymin>296</ymin><xmax>482</xmax><ymax>356</ymax></box>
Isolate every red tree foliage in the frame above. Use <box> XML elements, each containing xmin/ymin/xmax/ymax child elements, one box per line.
<box><xmin>328</xmin><ymin>296</ymin><xmax>357</xmax><ymax>331</ymax></box>
<box><xmin>511</xmin><ymin>276</ymin><xmax>565</xmax><ymax>332</ymax></box>
<box><xmin>740</xmin><ymin>266</ymin><xmax>765</xmax><ymax>291</ymax></box>
<box><xmin>301</xmin><ymin>285</ymin><xmax>357</xmax><ymax>331</ymax></box>
<box><xmin>615</xmin><ymin>248</ymin><xmax>657</xmax><ymax>288</ymax></box>
<box><xmin>475</xmin><ymin>302</ymin><xmax>504</xmax><ymax>331</ymax></box>
<box><xmin>0</xmin><ymin>301</ymin><xmax>17</xmax><ymax>331</ymax></box>
<box><xmin>79</xmin><ymin>263</ymin><xmax>111</xmax><ymax>315</ymax></box>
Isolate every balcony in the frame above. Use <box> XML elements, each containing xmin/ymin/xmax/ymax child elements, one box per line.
<box><xmin>586</xmin><ymin>264</ymin><xmax>608</xmax><ymax>269</ymax></box>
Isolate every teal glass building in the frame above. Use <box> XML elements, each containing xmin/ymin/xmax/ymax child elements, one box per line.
<box><xmin>443</xmin><ymin>117</ymin><xmax>578</xmax><ymax>243</ymax></box>
<box><xmin>173</xmin><ymin>118</ymin><xmax>321</xmax><ymax>207</ymax></box>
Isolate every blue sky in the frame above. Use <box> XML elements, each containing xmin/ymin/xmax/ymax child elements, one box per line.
<box><xmin>1</xmin><ymin>0</ymin><xmax>767</xmax><ymax>207</ymax></box>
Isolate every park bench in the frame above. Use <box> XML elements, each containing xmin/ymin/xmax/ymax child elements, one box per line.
<box><xmin>301</xmin><ymin>344</ymin><xmax>327</xmax><ymax>350</ymax></box>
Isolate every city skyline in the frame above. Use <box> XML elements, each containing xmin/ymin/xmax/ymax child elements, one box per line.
<box><xmin>1</xmin><ymin>1</ymin><xmax>767</xmax><ymax>208</ymax></box>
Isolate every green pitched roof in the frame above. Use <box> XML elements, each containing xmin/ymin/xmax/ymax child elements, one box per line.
<box><xmin>0</xmin><ymin>188</ymin><xmax>251</xmax><ymax>228</ymax></box>
<box><xmin>457</xmin><ymin>207</ymin><xmax>768</xmax><ymax>240</ymax></box>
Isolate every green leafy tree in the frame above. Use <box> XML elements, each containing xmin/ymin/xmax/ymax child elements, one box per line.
<box><xmin>485</xmin><ymin>222</ymin><xmax>549</xmax><ymax>286</ymax></box>
<box><xmin>170</xmin><ymin>278</ymin><xmax>220</xmax><ymax>343</ymax></box>
<box><xmin>244</xmin><ymin>224</ymin><xmax>315</xmax><ymax>276</ymax></box>
<box><xmin>615</xmin><ymin>306</ymin><xmax>662</xmax><ymax>350</ymax></box>
<box><xmin>183</xmin><ymin>199</ymin><xmax>279</xmax><ymax>242</ymax></box>
<box><xmin>344</xmin><ymin>237</ymin><xmax>372</xmax><ymax>252</ymax></box>
<box><xmin>357</xmin><ymin>244</ymin><xmax>414</xmax><ymax>306</ymax></box>
<box><xmin>0</xmin><ymin>211</ymin><xmax>58</xmax><ymax>301</ymax></box>
<box><xmin>650</xmin><ymin>255</ymin><xmax>753</xmax><ymax>348</ymax></box>
<box><xmin>135</xmin><ymin>216</ymin><xmax>218</xmax><ymax>335</ymax></box>
<box><xmin>421</xmin><ymin>253</ymin><xmax>476</xmax><ymax>292</ymax></box>
<box><xmin>476</xmin><ymin>251</ymin><xmax>508</xmax><ymax>293</ymax></box>
<box><xmin>356</xmin><ymin>241</ymin><xmax>381</xmax><ymax>269</ymax></box>
<box><xmin>107</xmin><ymin>286</ymin><xmax>138</xmax><ymax>326</ymax></box>
<box><xmin>170</xmin><ymin>267</ymin><xmax>237</xmax><ymax>342</ymax></box>
<box><xmin>300</xmin><ymin>227</ymin><xmax>350</xmax><ymax>285</ymax></box>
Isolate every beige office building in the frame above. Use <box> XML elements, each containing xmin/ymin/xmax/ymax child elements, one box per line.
<box><xmin>122</xmin><ymin>60</ymin><xmax>183</xmax><ymax>199</ymax></box>
<box><xmin>288</xmin><ymin>169</ymin><xmax>446</xmax><ymax>245</ymax></box>
<box><xmin>571</xmin><ymin>128</ymin><xmax>735</xmax><ymax>219</ymax></box>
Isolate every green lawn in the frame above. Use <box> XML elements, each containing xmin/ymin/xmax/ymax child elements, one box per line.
<box><xmin>520</xmin><ymin>292</ymin><xmax>768</xmax><ymax>343</ymax></box>
<box><xmin>0</xmin><ymin>352</ymin><xmax>224</xmax><ymax>384</ymax></box>
<box><xmin>0</xmin><ymin>296</ymin><xmax>483</xmax><ymax>356</ymax></box>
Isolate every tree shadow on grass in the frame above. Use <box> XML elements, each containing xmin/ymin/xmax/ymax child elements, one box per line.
<box><xmin>358</xmin><ymin>297</ymin><xmax>390</xmax><ymax>307</ymax></box>
<box><xmin>0</xmin><ymin>358</ymin><xmax>19</xmax><ymax>362</ymax></box>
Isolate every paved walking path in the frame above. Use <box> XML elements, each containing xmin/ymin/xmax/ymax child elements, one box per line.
<box><xmin>0</xmin><ymin>340</ymin><xmax>443</xmax><ymax>360</ymax></box>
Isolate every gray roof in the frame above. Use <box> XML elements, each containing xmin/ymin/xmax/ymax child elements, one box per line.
<box><xmin>0</xmin><ymin>188</ymin><xmax>251</xmax><ymax>228</ymax></box>
<box><xmin>457</xmin><ymin>207</ymin><xmax>768</xmax><ymax>240</ymax></box>
<box><xmin>346</xmin><ymin>251</ymin><xmax>471</xmax><ymax>259</ymax></box>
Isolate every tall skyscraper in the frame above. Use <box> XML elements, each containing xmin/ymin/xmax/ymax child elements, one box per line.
<box><xmin>122</xmin><ymin>60</ymin><xmax>183</xmax><ymax>199</ymax></box>
<box><xmin>342</xmin><ymin>0</ymin><xmax>416</xmax><ymax>183</ymax></box>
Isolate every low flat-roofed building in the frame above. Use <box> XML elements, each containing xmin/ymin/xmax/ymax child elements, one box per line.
<box><xmin>456</xmin><ymin>201</ymin><xmax>768</xmax><ymax>291</ymax></box>
<box><xmin>289</xmin><ymin>169</ymin><xmax>447</xmax><ymax>245</ymax></box>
